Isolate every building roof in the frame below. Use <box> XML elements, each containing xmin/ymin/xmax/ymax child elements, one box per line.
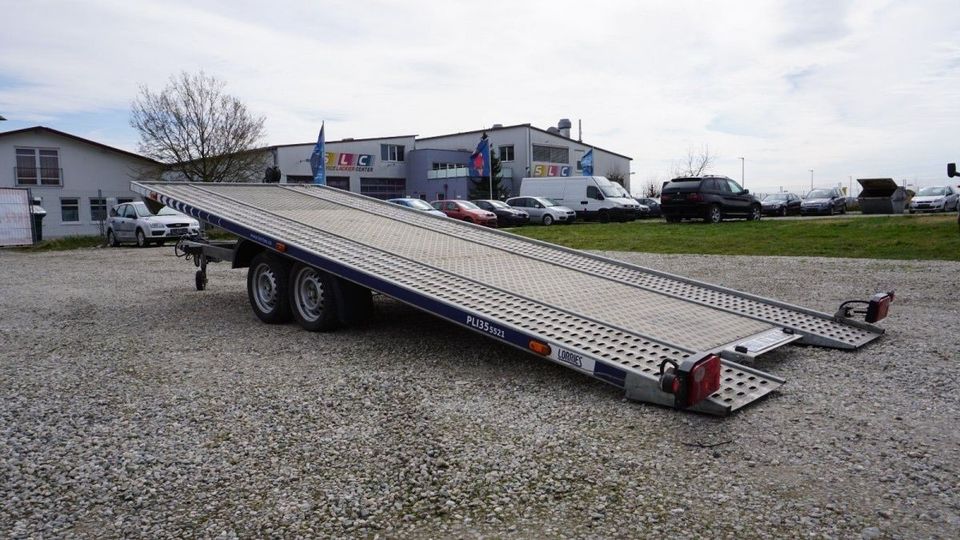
<box><xmin>0</xmin><ymin>126</ymin><xmax>160</xmax><ymax>163</ymax></box>
<box><xmin>263</xmin><ymin>134</ymin><xmax>419</xmax><ymax>150</ymax></box>
<box><xmin>417</xmin><ymin>123</ymin><xmax>633</xmax><ymax>161</ymax></box>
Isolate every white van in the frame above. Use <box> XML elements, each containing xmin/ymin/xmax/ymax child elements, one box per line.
<box><xmin>519</xmin><ymin>176</ymin><xmax>640</xmax><ymax>222</ymax></box>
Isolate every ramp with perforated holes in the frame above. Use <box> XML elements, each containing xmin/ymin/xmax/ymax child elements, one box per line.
<box><xmin>131</xmin><ymin>182</ymin><xmax>886</xmax><ymax>415</ymax></box>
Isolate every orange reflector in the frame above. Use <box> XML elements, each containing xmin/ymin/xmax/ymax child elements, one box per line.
<box><xmin>528</xmin><ymin>340</ymin><xmax>551</xmax><ymax>356</ymax></box>
<box><xmin>275</xmin><ymin>242</ymin><xmax>287</xmax><ymax>253</ymax></box>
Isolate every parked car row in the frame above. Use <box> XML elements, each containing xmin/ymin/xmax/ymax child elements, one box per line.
<box><xmin>386</xmin><ymin>196</ymin><xmax>579</xmax><ymax>228</ymax></box>
<box><xmin>656</xmin><ymin>174</ymin><xmax>917</xmax><ymax>223</ymax></box>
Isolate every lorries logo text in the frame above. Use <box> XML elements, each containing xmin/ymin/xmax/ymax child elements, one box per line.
<box><xmin>325</xmin><ymin>152</ymin><xmax>375</xmax><ymax>172</ymax></box>
<box><xmin>532</xmin><ymin>163</ymin><xmax>572</xmax><ymax>177</ymax></box>
<box><xmin>556</xmin><ymin>347</ymin><xmax>583</xmax><ymax>368</ymax></box>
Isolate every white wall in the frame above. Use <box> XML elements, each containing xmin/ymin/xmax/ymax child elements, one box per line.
<box><xmin>275</xmin><ymin>136</ymin><xmax>413</xmax><ymax>192</ymax></box>
<box><xmin>0</xmin><ymin>129</ymin><xmax>154</xmax><ymax>238</ymax></box>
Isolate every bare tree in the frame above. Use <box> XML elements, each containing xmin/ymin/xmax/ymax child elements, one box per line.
<box><xmin>130</xmin><ymin>71</ymin><xmax>267</xmax><ymax>183</ymax></box>
<box><xmin>605</xmin><ymin>169</ymin><xmax>626</xmax><ymax>186</ymax></box>
<box><xmin>672</xmin><ymin>144</ymin><xmax>716</xmax><ymax>177</ymax></box>
<box><xmin>642</xmin><ymin>176</ymin><xmax>663</xmax><ymax>198</ymax></box>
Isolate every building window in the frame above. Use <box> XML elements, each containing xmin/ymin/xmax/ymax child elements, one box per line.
<box><xmin>327</xmin><ymin>176</ymin><xmax>350</xmax><ymax>190</ymax></box>
<box><xmin>90</xmin><ymin>198</ymin><xmax>107</xmax><ymax>221</ymax></box>
<box><xmin>532</xmin><ymin>145</ymin><xmax>568</xmax><ymax>164</ymax></box>
<box><xmin>499</xmin><ymin>145</ymin><xmax>515</xmax><ymax>162</ymax></box>
<box><xmin>285</xmin><ymin>175</ymin><xmax>314</xmax><ymax>184</ymax></box>
<box><xmin>380</xmin><ymin>144</ymin><xmax>405</xmax><ymax>162</ymax></box>
<box><xmin>360</xmin><ymin>178</ymin><xmax>405</xmax><ymax>199</ymax></box>
<box><xmin>61</xmin><ymin>198</ymin><xmax>79</xmax><ymax>222</ymax></box>
<box><xmin>15</xmin><ymin>148</ymin><xmax>61</xmax><ymax>185</ymax></box>
<box><xmin>428</xmin><ymin>163</ymin><xmax>469</xmax><ymax>179</ymax></box>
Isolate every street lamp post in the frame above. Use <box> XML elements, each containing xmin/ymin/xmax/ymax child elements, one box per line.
<box><xmin>738</xmin><ymin>157</ymin><xmax>745</xmax><ymax>188</ymax></box>
<box><xmin>810</xmin><ymin>169</ymin><xmax>814</xmax><ymax>190</ymax></box>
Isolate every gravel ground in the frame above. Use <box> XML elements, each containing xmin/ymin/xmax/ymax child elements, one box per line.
<box><xmin>0</xmin><ymin>246</ymin><xmax>958</xmax><ymax>539</ymax></box>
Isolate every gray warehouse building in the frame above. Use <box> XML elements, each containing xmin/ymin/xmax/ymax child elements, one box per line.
<box><xmin>264</xmin><ymin>120</ymin><xmax>633</xmax><ymax>200</ymax></box>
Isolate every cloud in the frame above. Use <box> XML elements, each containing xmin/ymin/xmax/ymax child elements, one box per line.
<box><xmin>1</xmin><ymin>0</ymin><xmax>959</xmax><ymax>193</ymax></box>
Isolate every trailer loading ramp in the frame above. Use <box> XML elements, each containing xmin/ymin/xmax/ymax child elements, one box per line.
<box><xmin>132</xmin><ymin>182</ymin><xmax>888</xmax><ymax>416</ymax></box>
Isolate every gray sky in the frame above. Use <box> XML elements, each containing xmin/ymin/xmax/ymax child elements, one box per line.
<box><xmin>2</xmin><ymin>0</ymin><xmax>959</xmax><ymax>194</ymax></box>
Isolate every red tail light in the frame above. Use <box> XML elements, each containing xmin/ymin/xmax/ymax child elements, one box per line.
<box><xmin>661</xmin><ymin>194</ymin><xmax>673</xmax><ymax>201</ymax></box>
<box><xmin>659</xmin><ymin>353</ymin><xmax>721</xmax><ymax>408</ymax></box>
<box><xmin>866</xmin><ymin>292</ymin><xmax>894</xmax><ymax>323</ymax></box>
<box><xmin>687</xmin><ymin>192</ymin><xmax>704</xmax><ymax>202</ymax></box>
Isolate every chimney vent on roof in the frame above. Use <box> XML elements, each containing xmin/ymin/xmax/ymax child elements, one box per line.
<box><xmin>558</xmin><ymin>118</ymin><xmax>572</xmax><ymax>138</ymax></box>
<box><xmin>547</xmin><ymin>126</ymin><xmax>560</xmax><ymax>135</ymax></box>
<box><xmin>492</xmin><ymin>123</ymin><xmax>503</xmax><ymax>129</ymax></box>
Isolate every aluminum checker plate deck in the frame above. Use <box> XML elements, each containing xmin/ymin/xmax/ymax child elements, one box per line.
<box><xmin>131</xmin><ymin>182</ymin><xmax>876</xmax><ymax>415</ymax></box>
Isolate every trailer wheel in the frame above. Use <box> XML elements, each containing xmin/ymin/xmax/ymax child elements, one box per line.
<box><xmin>289</xmin><ymin>263</ymin><xmax>340</xmax><ymax>332</ymax></box>
<box><xmin>247</xmin><ymin>252</ymin><xmax>292</xmax><ymax>324</ymax></box>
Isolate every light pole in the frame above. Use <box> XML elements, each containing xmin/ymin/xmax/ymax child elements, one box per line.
<box><xmin>810</xmin><ymin>169</ymin><xmax>814</xmax><ymax>190</ymax></box>
<box><xmin>738</xmin><ymin>157</ymin><xmax>745</xmax><ymax>188</ymax></box>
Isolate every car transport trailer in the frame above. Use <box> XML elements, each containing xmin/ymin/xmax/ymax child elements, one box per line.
<box><xmin>131</xmin><ymin>182</ymin><xmax>894</xmax><ymax>416</ymax></box>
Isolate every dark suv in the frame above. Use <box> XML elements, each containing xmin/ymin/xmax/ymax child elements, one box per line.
<box><xmin>660</xmin><ymin>176</ymin><xmax>761</xmax><ymax>223</ymax></box>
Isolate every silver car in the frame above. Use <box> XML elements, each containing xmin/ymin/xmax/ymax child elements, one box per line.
<box><xmin>107</xmin><ymin>201</ymin><xmax>200</xmax><ymax>247</ymax></box>
<box><xmin>386</xmin><ymin>197</ymin><xmax>448</xmax><ymax>217</ymax></box>
<box><xmin>505</xmin><ymin>196</ymin><xmax>577</xmax><ymax>225</ymax></box>
<box><xmin>909</xmin><ymin>186</ymin><xmax>959</xmax><ymax>213</ymax></box>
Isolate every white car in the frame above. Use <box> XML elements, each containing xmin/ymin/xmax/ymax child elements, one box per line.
<box><xmin>107</xmin><ymin>201</ymin><xmax>200</xmax><ymax>247</ymax></box>
<box><xmin>909</xmin><ymin>186</ymin><xmax>959</xmax><ymax>213</ymax></box>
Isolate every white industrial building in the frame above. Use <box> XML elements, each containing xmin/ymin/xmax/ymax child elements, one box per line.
<box><xmin>0</xmin><ymin>127</ymin><xmax>158</xmax><ymax>238</ymax></box>
<box><xmin>261</xmin><ymin>120</ymin><xmax>632</xmax><ymax>201</ymax></box>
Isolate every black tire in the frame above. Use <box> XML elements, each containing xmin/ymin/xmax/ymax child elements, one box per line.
<box><xmin>779</xmin><ymin>207</ymin><xmax>787</xmax><ymax>217</ymax></box>
<box><xmin>706</xmin><ymin>205</ymin><xmax>722</xmax><ymax>224</ymax></box>
<box><xmin>542</xmin><ymin>214</ymin><xmax>554</xmax><ymax>226</ymax></box>
<box><xmin>747</xmin><ymin>205</ymin><xmax>762</xmax><ymax>221</ymax></box>
<box><xmin>247</xmin><ymin>252</ymin><xmax>292</xmax><ymax>324</ymax></box>
<box><xmin>840</xmin><ymin>204</ymin><xmax>847</xmax><ymax>215</ymax></box>
<box><xmin>598</xmin><ymin>210</ymin><xmax>610</xmax><ymax>223</ymax></box>
<box><xmin>135</xmin><ymin>228</ymin><xmax>148</xmax><ymax>248</ymax></box>
<box><xmin>288</xmin><ymin>262</ymin><xmax>339</xmax><ymax>332</ymax></box>
<box><xmin>107</xmin><ymin>229</ymin><xmax>120</xmax><ymax>247</ymax></box>
<box><xmin>195</xmin><ymin>270</ymin><xmax>206</xmax><ymax>291</ymax></box>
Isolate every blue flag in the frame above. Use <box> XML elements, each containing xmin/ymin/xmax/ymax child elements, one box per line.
<box><xmin>309</xmin><ymin>123</ymin><xmax>326</xmax><ymax>185</ymax></box>
<box><xmin>470</xmin><ymin>133</ymin><xmax>491</xmax><ymax>177</ymax></box>
<box><xmin>581</xmin><ymin>148</ymin><xmax>593</xmax><ymax>176</ymax></box>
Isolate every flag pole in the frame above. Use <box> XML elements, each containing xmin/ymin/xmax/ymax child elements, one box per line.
<box><xmin>488</xmin><ymin>134</ymin><xmax>493</xmax><ymax>200</ymax></box>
